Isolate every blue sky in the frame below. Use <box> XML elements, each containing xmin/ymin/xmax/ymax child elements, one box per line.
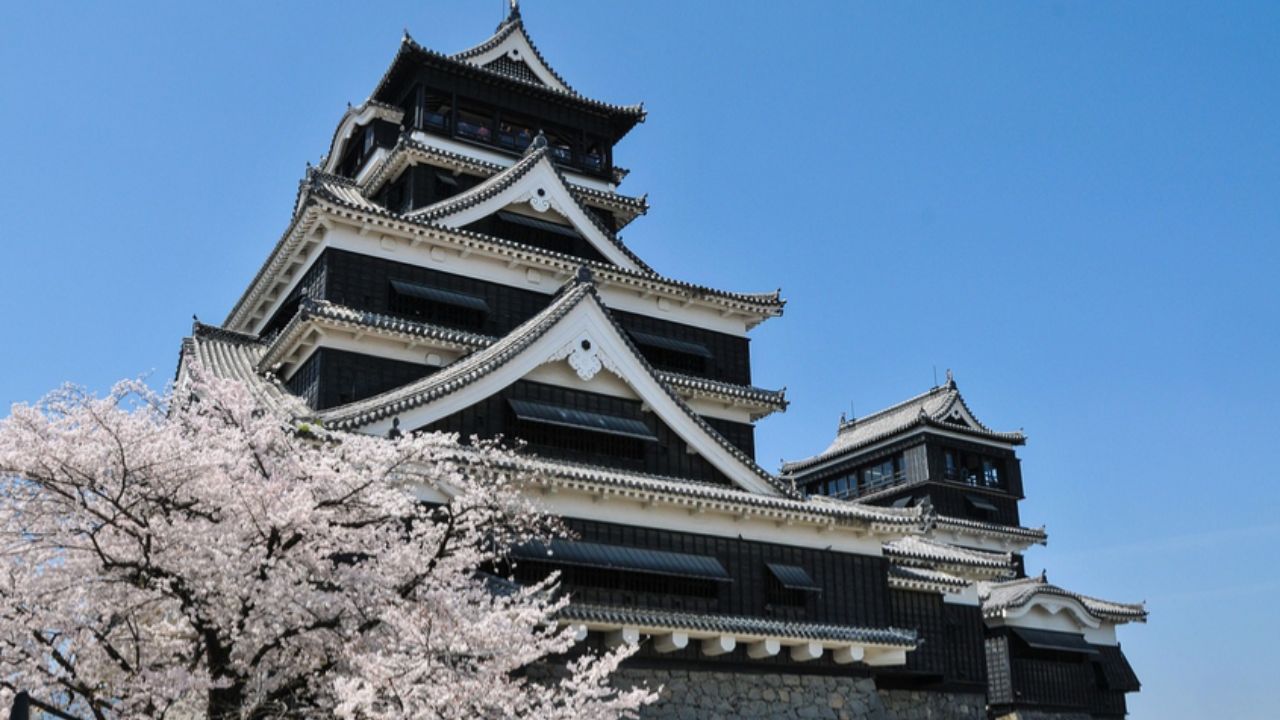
<box><xmin>1</xmin><ymin>2</ymin><xmax>1276</xmax><ymax>717</ymax></box>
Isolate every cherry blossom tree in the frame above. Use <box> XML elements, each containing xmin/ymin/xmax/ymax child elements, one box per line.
<box><xmin>0</xmin><ymin>369</ymin><xmax>653</xmax><ymax>719</ymax></box>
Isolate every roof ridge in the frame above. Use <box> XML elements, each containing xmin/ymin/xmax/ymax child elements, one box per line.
<box><xmin>839</xmin><ymin>384</ymin><xmax>951</xmax><ymax>433</ymax></box>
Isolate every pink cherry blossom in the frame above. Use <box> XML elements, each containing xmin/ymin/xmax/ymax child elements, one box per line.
<box><xmin>0</xmin><ymin>367</ymin><xmax>655</xmax><ymax>719</ymax></box>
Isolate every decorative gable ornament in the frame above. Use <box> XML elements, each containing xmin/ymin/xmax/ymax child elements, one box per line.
<box><xmin>529</xmin><ymin>187</ymin><xmax>551</xmax><ymax>213</ymax></box>
<box><xmin>551</xmin><ymin>334</ymin><xmax>610</xmax><ymax>382</ymax></box>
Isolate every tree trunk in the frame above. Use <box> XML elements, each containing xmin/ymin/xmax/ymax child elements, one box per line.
<box><xmin>208</xmin><ymin>682</ymin><xmax>245</xmax><ymax>720</ymax></box>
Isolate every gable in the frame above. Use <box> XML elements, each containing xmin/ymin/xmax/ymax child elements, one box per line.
<box><xmin>408</xmin><ymin>149</ymin><xmax>648</xmax><ymax>272</ymax></box>
<box><xmin>318</xmin><ymin>281</ymin><xmax>791</xmax><ymax>497</ymax></box>
<box><xmin>453</xmin><ymin>21</ymin><xmax>574</xmax><ymax>94</ymax></box>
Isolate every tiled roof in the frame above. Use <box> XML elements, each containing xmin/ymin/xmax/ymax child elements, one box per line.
<box><xmin>884</xmin><ymin>536</ymin><xmax>1015</xmax><ymax>575</ymax></box>
<box><xmin>558</xmin><ymin>603</ymin><xmax>919</xmax><ymax>649</ymax></box>
<box><xmin>781</xmin><ymin>377</ymin><xmax>1025</xmax><ymax>475</ymax></box>
<box><xmin>274</xmin><ymin>178</ymin><xmax>784</xmax><ymax>326</ymax></box>
<box><xmin>304</xmin><ymin>170</ymin><xmax>383</xmax><ymax>213</ymax></box>
<box><xmin>177</xmin><ymin>323</ymin><xmax>923</xmax><ymax>527</ymax></box>
<box><xmin>887</xmin><ymin>566</ymin><xmax>970</xmax><ymax>593</ymax></box>
<box><xmin>405</xmin><ymin>143</ymin><xmax>655</xmax><ymax>274</ymax></box>
<box><xmin>499</xmin><ymin>452</ymin><xmax>928</xmax><ymax>529</ymax></box>
<box><xmin>261</xmin><ymin>299</ymin><xmax>786</xmax><ymax>415</ymax></box>
<box><xmin>931</xmin><ymin>514</ymin><xmax>1048</xmax><ymax>545</ymax></box>
<box><xmin>979</xmin><ymin>576</ymin><xmax>1148</xmax><ymax>624</ymax></box>
<box><xmin>375</xmin><ymin>32</ymin><xmax>644</xmax><ymax>120</ymax></box>
<box><xmin>321</xmin><ymin>100</ymin><xmax>404</xmax><ymax>175</ymax></box>
<box><xmin>316</xmin><ymin>273</ymin><xmax>799</xmax><ymax>498</ymax></box>
<box><xmin>654</xmin><ymin>371</ymin><xmax>787</xmax><ymax>415</ymax></box>
<box><xmin>451</xmin><ymin>10</ymin><xmax>576</xmax><ymax>94</ymax></box>
<box><xmin>180</xmin><ymin>323</ymin><xmax>312</xmax><ymax>421</ymax></box>
<box><xmin>257</xmin><ymin>298</ymin><xmax>493</xmax><ymax>373</ymax></box>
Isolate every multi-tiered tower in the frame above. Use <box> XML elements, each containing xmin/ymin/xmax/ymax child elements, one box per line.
<box><xmin>782</xmin><ymin>373</ymin><xmax>1147</xmax><ymax>718</ymax></box>
<box><xmin>178</xmin><ymin>5</ymin><xmax>1144</xmax><ymax>718</ymax></box>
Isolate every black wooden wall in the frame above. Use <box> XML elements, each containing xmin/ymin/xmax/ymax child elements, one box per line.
<box><xmin>888</xmin><ymin>590</ymin><xmax>987</xmax><ymax>688</ymax></box>
<box><xmin>985</xmin><ymin>630</ymin><xmax>1133</xmax><ymax>719</ymax></box>
<box><xmin>285</xmin><ymin>348</ymin><xmax>435</xmax><ymax>411</ymax></box>
<box><xmin>266</xmin><ymin>249</ymin><xmax>755</xmax><ymax>386</ymax></box>
<box><xmin>420</xmin><ymin>379</ymin><xmax>753</xmax><ymax>484</ymax></box>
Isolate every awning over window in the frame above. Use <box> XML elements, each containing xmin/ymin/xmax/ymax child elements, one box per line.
<box><xmin>508</xmin><ymin>399</ymin><xmax>658</xmax><ymax>441</ymax></box>
<box><xmin>497</xmin><ymin>210</ymin><xmax>582</xmax><ymax>238</ymax></box>
<box><xmin>1011</xmin><ymin>627</ymin><xmax>1099</xmax><ymax>655</ymax></box>
<box><xmin>765</xmin><ymin>563</ymin><xmax>822</xmax><ymax>592</ymax></box>
<box><xmin>626</xmin><ymin>329</ymin><xmax>714</xmax><ymax>359</ymax></box>
<box><xmin>511</xmin><ymin>539</ymin><xmax>732</xmax><ymax>582</ymax></box>
<box><xmin>1093</xmin><ymin>646</ymin><xmax>1141</xmax><ymax>690</ymax></box>
<box><xmin>436</xmin><ymin>172</ymin><xmax>459</xmax><ymax>186</ymax></box>
<box><xmin>389</xmin><ymin>279</ymin><xmax>490</xmax><ymax>313</ymax></box>
<box><xmin>966</xmin><ymin>495</ymin><xmax>1000</xmax><ymax>513</ymax></box>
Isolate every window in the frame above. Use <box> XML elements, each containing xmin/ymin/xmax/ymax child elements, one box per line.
<box><xmin>387</xmin><ymin>279</ymin><xmax>489</xmax><ymax>330</ymax></box>
<box><xmin>362</xmin><ymin>125</ymin><xmax>375</xmax><ymax>154</ymax></box>
<box><xmin>943</xmin><ymin>448</ymin><xmax>1005</xmax><ymax>489</ymax></box>
<box><xmin>496</xmin><ymin>118</ymin><xmax>535</xmax><ymax>152</ymax></box>
<box><xmin>627</xmin><ymin>329</ymin><xmax>713</xmax><ymax>376</ymax></box>
<box><xmin>765</xmin><ymin>563</ymin><xmax>820</xmax><ymax>611</ymax></box>
<box><xmin>423</xmin><ymin>93</ymin><xmax>451</xmax><ymax>131</ymax></box>
<box><xmin>863</xmin><ymin>458</ymin><xmax>898</xmax><ymax>491</ymax></box>
<box><xmin>455</xmin><ymin>107</ymin><xmax>493</xmax><ymax>142</ymax></box>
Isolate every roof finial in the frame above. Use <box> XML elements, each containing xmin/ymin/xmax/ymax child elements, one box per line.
<box><xmin>574</xmin><ymin>265</ymin><xmax>594</xmax><ymax>285</ymax></box>
<box><xmin>525</xmin><ymin>129</ymin><xmax>548</xmax><ymax>155</ymax></box>
<box><xmin>388</xmin><ymin>417</ymin><xmax>403</xmax><ymax>440</ymax></box>
<box><xmin>1039</xmin><ymin>569</ymin><xmax>1048</xmax><ymax>583</ymax></box>
<box><xmin>945</xmin><ymin>368</ymin><xmax>956</xmax><ymax>388</ymax></box>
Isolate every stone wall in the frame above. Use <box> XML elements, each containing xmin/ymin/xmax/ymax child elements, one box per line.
<box><xmin>599</xmin><ymin>667</ymin><xmax>986</xmax><ymax>720</ymax></box>
<box><xmin>992</xmin><ymin>713</ymin><xmax>1093</xmax><ymax>720</ymax></box>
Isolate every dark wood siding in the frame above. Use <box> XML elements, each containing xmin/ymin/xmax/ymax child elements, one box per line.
<box><xmin>261</xmin><ymin>256</ymin><xmax>328</xmax><ymax>339</ymax></box>
<box><xmin>703</xmin><ymin>416</ymin><xmax>755</xmax><ymax>458</ymax></box>
<box><xmin>537</xmin><ymin>517</ymin><xmax>898</xmax><ymax>671</ymax></box>
<box><xmin>297</xmin><ymin>249</ymin><xmax>753</xmax><ymax>385</ymax></box>
<box><xmin>889</xmin><ymin>590</ymin><xmax>986</xmax><ymax>686</ymax></box>
<box><xmin>986</xmin><ymin>628</ymin><xmax>1133</xmax><ymax>718</ymax></box>
<box><xmin>284</xmin><ymin>347</ymin><xmax>436</xmax><ymax>411</ymax></box>
<box><xmin>420</xmin><ymin>380</ymin><xmax>739</xmax><ymax>485</ymax></box>
<box><xmin>322</xmin><ymin>249</ymin><xmax>549</xmax><ymax>337</ymax></box>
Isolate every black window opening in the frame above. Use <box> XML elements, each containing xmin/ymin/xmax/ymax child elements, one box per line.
<box><xmin>496</xmin><ymin>117</ymin><xmax>536</xmax><ymax>152</ymax></box>
<box><xmin>508</xmin><ymin>398</ymin><xmax>656</xmax><ymax>463</ymax></box>
<box><xmin>381</xmin><ymin>173</ymin><xmax>412</xmax><ymax>213</ymax></box>
<box><xmin>816</xmin><ymin>453</ymin><xmax>905</xmax><ymax>499</ymax></box>
<box><xmin>497</xmin><ymin>210</ymin><xmax>582</xmax><ymax>239</ymax></box>
<box><xmin>470</xmin><ymin>211</ymin><xmax>610</xmax><ymax>264</ymax></box>
<box><xmin>627</xmin><ymin>329</ymin><xmax>714</xmax><ymax>376</ymax></box>
<box><xmin>422</xmin><ymin>93</ymin><xmax>452</xmax><ymax>132</ymax></box>
<box><xmin>508</xmin><ymin>539</ymin><xmax>729</xmax><ymax>604</ymax></box>
<box><xmin>455</xmin><ymin>105</ymin><xmax>494</xmax><ymax>143</ymax></box>
<box><xmin>1010</xmin><ymin>627</ymin><xmax>1099</xmax><ymax>657</ymax></box>
<box><xmin>387</xmin><ymin>279</ymin><xmax>489</xmax><ymax>330</ymax></box>
<box><xmin>965</xmin><ymin>494</ymin><xmax>1000</xmax><ymax>521</ymax></box>
<box><xmin>944</xmin><ymin>448</ymin><xmax>1005</xmax><ymax>489</ymax></box>
<box><xmin>765</xmin><ymin>562</ymin><xmax>820</xmax><ymax>611</ymax></box>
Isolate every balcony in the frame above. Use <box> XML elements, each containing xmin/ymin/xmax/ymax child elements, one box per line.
<box><xmin>943</xmin><ymin>468</ymin><xmax>1003</xmax><ymax>490</ymax></box>
<box><xmin>417</xmin><ymin>109</ymin><xmax>610</xmax><ymax>178</ymax></box>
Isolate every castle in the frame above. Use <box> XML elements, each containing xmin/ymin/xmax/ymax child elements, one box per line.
<box><xmin>177</xmin><ymin>5</ymin><xmax>1145</xmax><ymax>717</ymax></box>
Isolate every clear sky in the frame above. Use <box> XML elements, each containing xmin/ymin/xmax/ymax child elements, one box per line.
<box><xmin>1</xmin><ymin>2</ymin><xmax>1276</xmax><ymax>717</ymax></box>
